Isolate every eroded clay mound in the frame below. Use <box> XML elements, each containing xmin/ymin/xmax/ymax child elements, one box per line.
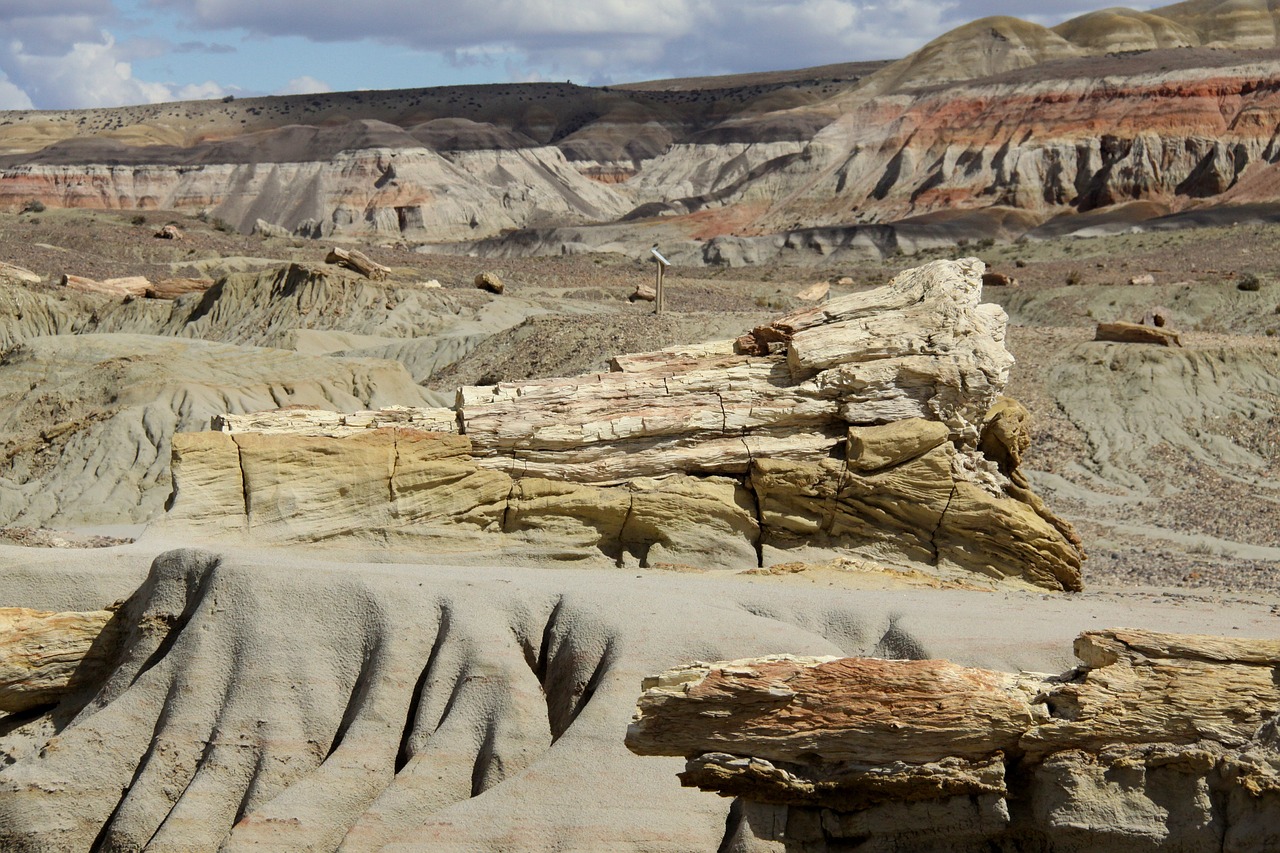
<box><xmin>0</xmin><ymin>548</ymin><xmax>935</xmax><ymax>852</ymax></box>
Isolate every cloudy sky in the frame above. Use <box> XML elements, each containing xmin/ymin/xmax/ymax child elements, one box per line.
<box><xmin>1</xmin><ymin>0</ymin><xmax>1163</xmax><ymax>110</ymax></box>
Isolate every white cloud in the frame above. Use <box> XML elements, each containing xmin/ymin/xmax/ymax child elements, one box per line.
<box><xmin>0</xmin><ymin>76</ymin><xmax>35</xmax><ymax>109</ymax></box>
<box><xmin>144</xmin><ymin>0</ymin><xmax>975</xmax><ymax>83</ymax></box>
<box><xmin>2</xmin><ymin>33</ymin><xmax>177</xmax><ymax>108</ymax></box>
<box><xmin>273</xmin><ymin>75</ymin><xmax>332</xmax><ymax>96</ymax></box>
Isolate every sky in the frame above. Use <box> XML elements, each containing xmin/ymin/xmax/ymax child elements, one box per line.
<box><xmin>0</xmin><ymin>0</ymin><xmax>1166</xmax><ymax>111</ymax></box>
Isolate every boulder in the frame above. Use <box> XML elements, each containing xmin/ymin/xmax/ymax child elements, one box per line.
<box><xmin>981</xmin><ymin>271</ymin><xmax>1017</xmax><ymax>287</ymax></box>
<box><xmin>475</xmin><ymin>271</ymin><xmax>505</xmax><ymax>294</ymax></box>
<box><xmin>1129</xmin><ymin>273</ymin><xmax>1156</xmax><ymax>286</ymax></box>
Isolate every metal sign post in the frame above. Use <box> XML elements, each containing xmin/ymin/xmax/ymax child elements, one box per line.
<box><xmin>651</xmin><ymin>246</ymin><xmax>670</xmax><ymax>316</ymax></box>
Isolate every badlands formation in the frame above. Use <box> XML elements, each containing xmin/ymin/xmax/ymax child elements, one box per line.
<box><xmin>0</xmin><ymin>2</ymin><xmax>1279</xmax><ymax>851</ymax></box>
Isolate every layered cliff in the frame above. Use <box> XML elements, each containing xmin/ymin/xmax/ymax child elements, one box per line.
<box><xmin>6</xmin><ymin>1</ymin><xmax>1280</xmax><ymax>253</ymax></box>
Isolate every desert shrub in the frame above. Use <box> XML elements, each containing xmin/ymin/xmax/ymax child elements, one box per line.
<box><xmin>131</xmin><ymin>214</ymin><xmax>147</xmax><ymax>226</ymax></box>
<box><xmin>1237</xmin><ymin>272</ymin><xmax>1263</xmax><ymax>292</ymax></box>
<box><xmin>211</xmin><ymin>218</ymin><xmax>235</xmax><ymax>234</ymax></box>
<box><xmin>976</xmin><ymin>238</ymin><xmax>995</xmax><ymax>249</ymax></box>
<box><xmin>1065</xmin><ymin>270</ymin><xmax>1083</xmax><ymax>286</ymax></box>
<box><xmin>21</xmin><ymin>199</ymin><xmax>45</xmax><ymax>214</ymax></box>
<box><xmin>1014</xmin><ymin>258</ymin><xmax>1027</xmax><ymax>268</ymax></box>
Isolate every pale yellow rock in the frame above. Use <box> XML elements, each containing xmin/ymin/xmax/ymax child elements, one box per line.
<box><xmin>847</xmin><ymin>419</ymin><xmax>951</xmax><ymax>471</ymax></box>
<box><xmin>167</xmin><ymin>431</ymin><xmax>250</xmax><ymax>535</ymax></box>
<box><xmin>0</xmin><ymin>607</ymin><xmax>120</xmax><ymax>713</ymax></box>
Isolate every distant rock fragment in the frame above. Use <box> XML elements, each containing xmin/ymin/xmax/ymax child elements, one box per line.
<box><xmin>0</xmin><ymin>261</ymin><xmax>41</xmax><ymax>285</ymax></box>
<box><xmin>0</xmin><ymin>606</ymin><xmax>121</xmax><ymax>713</ymax></box>
<box><xmin>981</xmin><ymin>271</ymin><xmax>1017</xmax><ymax>287</ymax></box>
<box><xmin>475</xmin><ymin>271</ymin><xmax>505</xmax><ymax>294</ymax></box>
<box><xmin>1095</xmin><ymin>320</ymin><xmax>1181</xmax><ymax>346</ymax></box>
<box><xmin>153</xmin><ymin>224</ymin><xmax>183</xmax><ymax>240</ymax></box>
<box><xmin>794</xmin><ymin>281</ymin><xmax>830</xmax><ymax>301</ymax></box>
<box><xmin>325</xmin><ymin>247</ymin><xmax>391</xmax><ymax>280</ymax></box>
<box><xmin>1129</xmin><ymin>273</ymin><xmax>1155</xmax><ymax>286</ymax></box>
<box><xmin>252</xmin><ymin>218</ymin><xmax>291</xmax><ymax>239</ymax></box>
<box><xmin>630</xmin><ymin>283</ymin><xmax>656</xmax><ymax>302</ymax></box>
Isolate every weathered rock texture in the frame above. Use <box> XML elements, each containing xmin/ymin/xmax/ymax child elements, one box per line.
<box><xmin>165</xmin><ymin>259</ymin><xmax>1084</xmax><ymax>589</ymax></box>
<box><xmin>627</xmin><ymin>629</ymin><xmax>1280</xmax><ymax>852</ymax></box>
<box><xmin>0</xmin><ymin>607</ymin><xmax>121</xmax><ymax>713</ymax></box>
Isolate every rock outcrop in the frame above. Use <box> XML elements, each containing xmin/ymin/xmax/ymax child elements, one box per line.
<box><xmin>165</xmin><ymin>258</ymin><xmax>1084</xmax><ymax>589</ymax></box>
<box><xmin>626</xmin><ymin>629</ymin><xmax>1280</xmax><ymax>852</ymax></box>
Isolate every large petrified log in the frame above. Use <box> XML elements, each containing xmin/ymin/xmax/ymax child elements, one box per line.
<box><xmin>166</xmin><ymin>258</ymin><xmax>1084</xmax><ymax>588</ymax></box>
<box><xmin>626</xmin><ymin>629</ymin><xmax>1280</xmax><ymax>852</ymax></box>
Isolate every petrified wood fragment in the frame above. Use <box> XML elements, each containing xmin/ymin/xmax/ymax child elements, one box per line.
<box><xmin>0</xmin><ymin>607</ymin><xmax>121</xmax><ymax>713</ymax></box>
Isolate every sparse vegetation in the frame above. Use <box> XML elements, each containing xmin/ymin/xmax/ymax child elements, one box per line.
<box><xmin>131</xmin><ymin>214</ymin><xmax>147</xmax><ymax>226</ymax></box>
<box><xmin>21</xmin><ymin>199</ymin><xmax>45</xmax><ymax>214</ymax></box>
<box><xmin>1237</xmin><ymin>272</ymin><xmax>1262</xmax><ymax>291</ymax></box>
<box><xmin>1065</xmin><ymin>270</ymin><xmax>1083</xmax><ymax>286</ymax></box>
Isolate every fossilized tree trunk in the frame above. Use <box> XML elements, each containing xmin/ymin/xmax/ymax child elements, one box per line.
<box><xmin>168</xmin><ymin>258</ymin><xmax>1084</xmax><ymax>589</ymax></box>
<box><xmin>626</xmin><ymin>629</ymin><xmax>1280</xmax><ymax>852</ymax></box>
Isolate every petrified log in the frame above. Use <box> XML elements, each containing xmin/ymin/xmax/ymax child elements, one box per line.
<box><xmin>167</xmin><ymin>259</ymin><xmax>1084</xmax><ymax>589</ymax></box>
<box><xmin>0</xmin><ymin>261</ymin><xmax>41</xmax><ymax>285</ymax></box>
<box><xmin>212</xmin><ymin>404</ymin><xmax>458</xmax><ymax>436</ymax></box>
<box><xmin>145</xmin><ymin>277</ymin><xmax>216</xmax><ymax>299</ymax></box>
<box><xmin>630</xmin><ymin>283</ymin><xmax>656</xmax><ymax>302</ymax></box>
<box><xmin>1140</xmin><ymin>305</ymin><xmax>1173</xmax><ymax>328</ymax></box>
<box><xmin>1095</xmin><ymin>320</ymin><xmax>1182</xmax><ymax>346</ymax></box>
<box><xmin>154</xmin><ymin>224</ymin><xmax>183</xmax><ymax>240</ymax></box>
<box><xmin>0</xmin><ymin>607</ymin><xmax>121</xmax><ymax>713</ymax></box>
<box><xmin>59</xmin><ymin>274</ymin><xmax>150</xmax><ymax>298</ymax></box>
<box><xmin>627</xmin><ymin>629</ymin><xmax>1280</xmax><ymax>850</ymax></box>
<box><xmin>325</xmin><ymin>247</ymin><xmax>390</xmax><ymax>280</ymax></box>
